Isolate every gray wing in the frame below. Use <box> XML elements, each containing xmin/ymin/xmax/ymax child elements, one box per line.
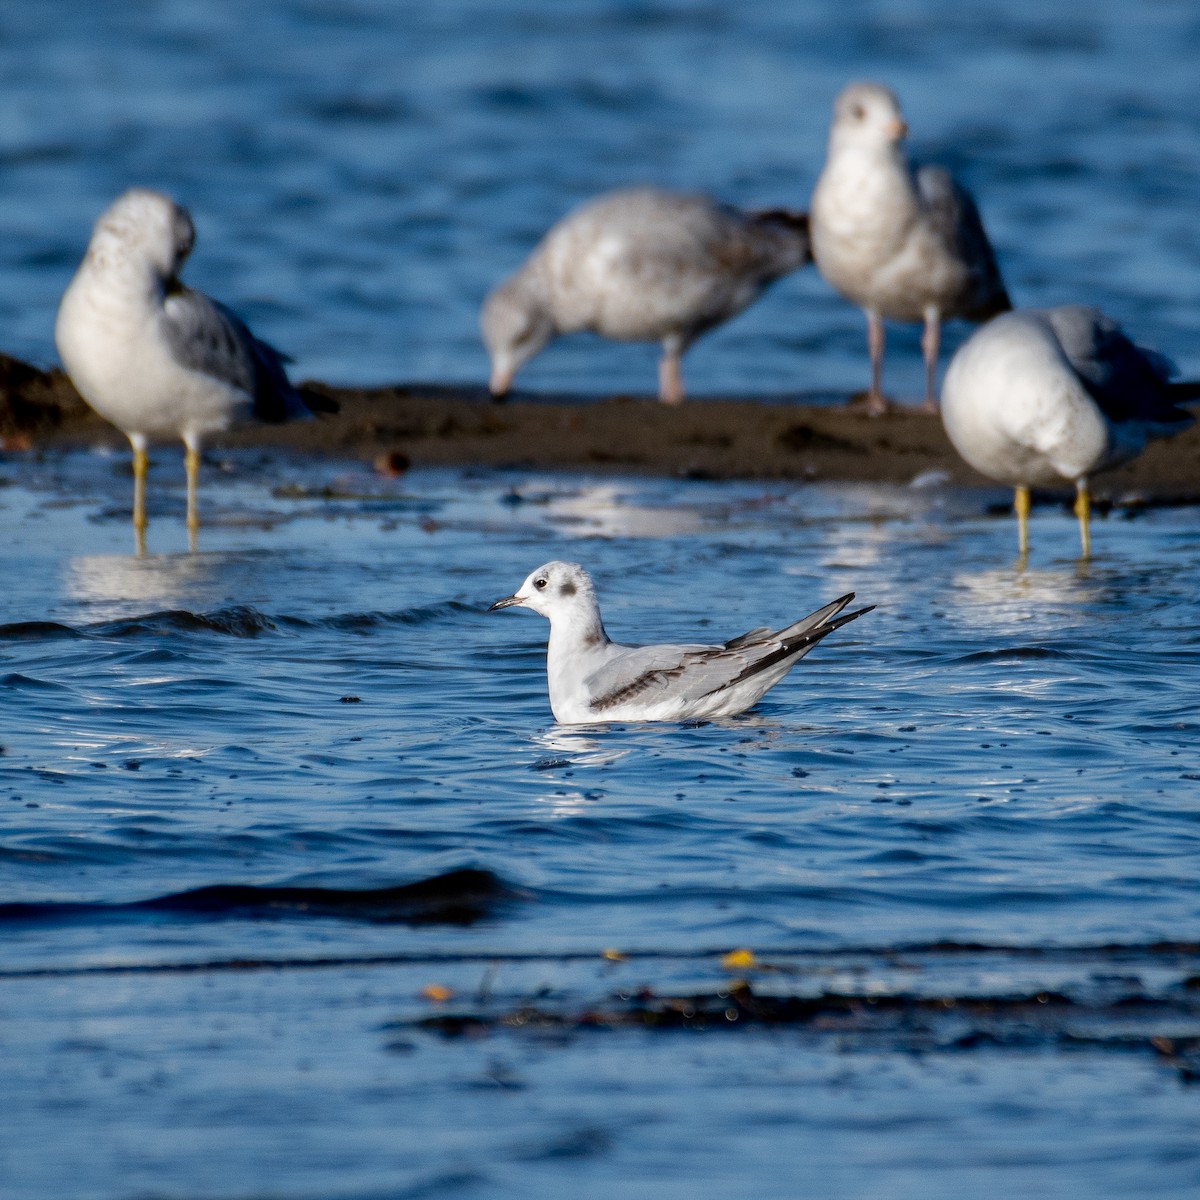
<box><xmin>584</xmin><ymin>594</ymin><xmax>871</xmax><ymax>715</ymax></box>
<box><xmin>1042</xmin><ymin>305</ymin><xmax>1195</xmax><ymax>427</ymax></box>
<box><xmin>916</xmin><ymin>165</ymin><xmax>1010</xmax><ymax>318</ymax></box>
<box><xmin>584</xmin><ymin>641</ymin><xmax>740</xmax><ymax>714</ymax></box>
<box><xmin>161</xmin><ymin>286</ymin><xmax>312</xmax><ymax>422</ymax></box>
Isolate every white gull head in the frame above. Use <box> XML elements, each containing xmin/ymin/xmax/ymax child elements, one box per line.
<box><xmin>84</xmin><ymin>188</ymin><xmax>196</xmax><ymax>282</ymax></box>
<box><xmin>489</xmin><ymin>560</ymin><xmax>604</xmax><ymax>628</ymax></box>
<box><xmin>828</xmin><ymin>81</ymin><xmax>908</xmax><ymax>154</ymax></box>
<box><xmin>480</xmin><ymin>274</ymin><xmax>556</xmax><ymax>396</ymax></box>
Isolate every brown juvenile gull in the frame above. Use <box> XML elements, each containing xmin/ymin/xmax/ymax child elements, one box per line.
<box><xmin>55</xmin><ymin>188</ymin><xmax>334</xmax><ymax>552</ymax></box>
<box><xmin>489</xmin><ymin>560</ymin><xmax>872</xmax><ymax>724</ymax></box>
<box><xmin>810</xmin><ymin>81</ymin><xmax>1010</xmax><ymax>415</ymax></box>
<box><xmin>941</xmin><ymin>305</ymin><xmax>1197</xmax><ymax>559</ymax></box>
<box><xmin>481</xmin><ymin>186</ymin><xmax>811</xmax><ymax>405</ymax></box>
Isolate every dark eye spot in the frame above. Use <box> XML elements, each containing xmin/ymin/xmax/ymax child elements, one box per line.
<box><xmin>850</xmin><ymin>103</ymin><xmax>865</xmax><ymax>119</ymax></box>
<box><xmin>559</xmin><ymin>580</ymin><xmax>576</xmax><ymax>597</ymax></box>
<box><xmin>534</xmin><ymin>578</ymin><xmax>548</xmax><ymax>590</ymax></box>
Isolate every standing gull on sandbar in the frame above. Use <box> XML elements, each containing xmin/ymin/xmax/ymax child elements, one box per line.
<box><xmin>940</xmin><ymin>305</ymin><xmax>1197</xmax><ymax>558</ymax></box>
<box><xmin>55</xmin><ymin>188</ymin><xmax>334</xmax><ymax>552</ymax></box>
<box><xmin>481</xmin><ymin>187</ymin><xmax>811</xmax><ymax>405</ymax></box>
<box><xmin>810</xmin><ymin>82</ymin><xmax>1010</xmax><ymax>415</ymax></box>
<box><xmin>490</xmin><ymin>561</ymin><xmax>872</xmax><ymax>724</ymax></box>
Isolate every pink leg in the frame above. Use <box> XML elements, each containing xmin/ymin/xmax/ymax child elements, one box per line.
<box><xmin>920</xmin><ymin>308</ymin><xmax>941</xmax><ymax>413</ymax></box>
<box><xmin>859</xmin><ymin>309</ymin><xmax>888</xmax><ymax>416</ymax></box>
<box><xmin>658</xmin><ymin>347</ymin><xmax>684</xmax><ymax>405</ymax></box>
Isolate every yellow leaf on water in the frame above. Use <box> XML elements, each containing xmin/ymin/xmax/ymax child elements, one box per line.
<box><xmin>601</xmin><ymin>948</ymin><xmax>627</xmax><ymax>962</ymax></box>
<box><xmin>421</xmin><ymin>984</ymin><xmax>453</xmax><ymax>1003</ymax></box>
<box><xmin>721</xmin><ymin>948</ymin><xmax>757</xmax><ymax>970</ymax></box>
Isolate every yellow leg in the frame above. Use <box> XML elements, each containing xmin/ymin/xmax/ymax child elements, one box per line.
<box><xmin>1074</xmin><ymin>479</ymin><xmax>1091</xmax><ymax>560</ymax></box>
<box><xmin>1014</xmin><ymin>485</ymin><xmax>1030</xmax><ymax>560</ymax></box>
<box><xmin>131</xmin><ymin>442</ymin><xmax>148</xmax><ymax>556</ymax></box>
<box><xmin>185</xmin><ymin>443</ymin><xmax>200</xmax><ymax>551</ymax></box>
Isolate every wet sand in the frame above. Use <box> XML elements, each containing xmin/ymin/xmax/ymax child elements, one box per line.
<box><xmin>3</xmin><ymin>352</ymin><xmax>1198</xmax><ymax>499</ymax></box>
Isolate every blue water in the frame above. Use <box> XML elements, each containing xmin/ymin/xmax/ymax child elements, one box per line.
<box><xmin>3</xmin><ymin>456</ymin><xmax>1200</xmax><ymax>1198</ymax></box>
<box><xmin>3</xmin><ymin>2</ymin><xmax>1200</xmax><ymax>1197</ymax></box>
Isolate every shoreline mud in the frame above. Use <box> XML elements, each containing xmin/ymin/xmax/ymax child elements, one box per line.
<box><xmin>3</xmin><ymin>352</ymin><xmax>1199</xmax><ymax>500</ymax></box>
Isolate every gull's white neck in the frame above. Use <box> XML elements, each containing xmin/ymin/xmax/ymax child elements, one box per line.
<box><xmin>819</xmin><ymin>137</ymin><xmax>913</xmax><ymax>212</ymax></box>
<box><xmin>86</xmin><ymin>240</ymin><xmax>166</xmax><ymax>294</ymax></box>
<box><xmin>544</xmin><ymin>596</ymin><xmax>610</xmax><ymax>718</ymax></box>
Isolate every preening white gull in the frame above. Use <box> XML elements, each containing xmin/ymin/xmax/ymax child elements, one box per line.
<box><xmin>810</xmin><ymin>82</ymin><xmax>1010</xmax><ymax>415</ymax></box>
<box><xmin>489</xmin><ymin>561</ymin><xmax>871</xmax><ymax>724</ymax></box>
<box><xmin>481</xmin><ymin>187</ymin><xmax>811</xmax><ymax>405</ymax></box>
<box><xmin>941</xmin><ymin>305</ymin><xmax>1197</xmax><ymax>557</ymax></box>
<box><xmin>55</xmin><ymin>188</ymin><xmax>333</xmax><ymax>551</ymax></box>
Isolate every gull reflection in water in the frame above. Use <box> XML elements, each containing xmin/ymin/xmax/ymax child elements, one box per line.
<box><xmin>542</xmin><ymin>484</ymin><xmax>708</xmax><ymax>539</ymax></box>
<box><xmin>949</xmin><ymin>564</ymin><xmax>1102</xmax><ymax>629</ymax></box>
<box><xmin>532</xmin><ymin>725</ymin><xmax>634</xmax><ymax>769</ymax></box>
<box><xmin>64</xmin><ymin>551</ymin><xmax>233</xmax><ymax>623</ymax></box>
<box><xmin>526</xmin><ymin>728</ymin><xmax>632</xmax><ymax>818</ymax></box>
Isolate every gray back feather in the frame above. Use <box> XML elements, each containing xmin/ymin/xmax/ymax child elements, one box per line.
<box><xmin>916</xmin><ymin>165</ymin><xmax>1010</xmax><ymax>318</ymax></box>
<box><xmin>162</xmin><ymin>286</ymin><xmax>309</xmax><ymax>422</ymax></box>
<box><xmin>1042</xmin><ymin>305</ymin><xmax>1194</xmax><ymax>427</ymax></box>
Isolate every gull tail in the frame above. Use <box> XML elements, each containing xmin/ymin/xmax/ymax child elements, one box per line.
<box><xmin>725</xmin><ymin>594</ymin><xmax>874</xmax><ymax>689</ymax></box>
<box><xmin>776</xmin><ymin>592</ymin><xmax>869</xmax><ymax>642</ymax></box>
<box><xmin>746</xmin><ymin>208</ymin><xmax>812</xmax><ymax>269</ymax></box>
<box><xmin>1166</xmin><ymin>380</ymin><xmax>1200</xmax><ymax>403</ymax></box>
<box><xmin>297</xmin><ymin>383</ymin><xmax>341</xmax><ymax>416</ymax></box>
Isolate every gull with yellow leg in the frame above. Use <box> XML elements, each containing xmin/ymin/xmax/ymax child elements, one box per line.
<box><xmin>55</xmin><ymin>188</ymin><xmax>334</xmax><ymax>552</ymax></box>
<box><xmin>941</xmin><ymin>305</ymin><xmax>1196</xmax><ymax>559</ymax></box>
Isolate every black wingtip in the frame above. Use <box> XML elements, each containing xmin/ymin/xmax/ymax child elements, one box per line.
<box><xmin>1167</xmin><ymin>380</ymin><xmax>1200</xmax><ymax>403</ymax></box>
<box><xmin>299</xmin><ymin>384</ymin><xmax>340</xmax><ymax>416</ymax></box>
<box><xmin>825</xmin><ymin>604</ymin><xmax>875</xmax><ymax>633</ymax></box>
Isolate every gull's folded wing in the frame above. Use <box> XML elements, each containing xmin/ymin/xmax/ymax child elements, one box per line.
<box><xmin>583</xmin><ymin>594</ymin><xmax>870</xmax><ymax>715</ymax></box>
<box><xmin>1041</xmin><ymin>305</ymin><xmax>1195</xmax><ymax>429</ymax></box>
<box><xmin>162</xmin><ymin>287</ymin><xmax>316</xmax><ymax>421</ymax></box>
<box><xmin>584</xmin><ymin>641</ymin><xmax>740</xmax><ymax>714</ymax></box>
<box><xmin>915</xmin><ymin>164</ymin><xmax>1010</xmax><ymax>318</ymax></box>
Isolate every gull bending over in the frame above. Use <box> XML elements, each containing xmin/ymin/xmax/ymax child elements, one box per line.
<box><xmin>941</xmin><ymin>305</ymin><xmax>1197</xmax><ymax>558</ymax></box>
<box><xmin>481</xmin><ymin>187</ymin><xmax>811</xmax><ymax>405</ymax></box>
<box><xmin>55</xmin><ymin>188</ymin><xmax>333</xmax><ymax>551</ymax></box>
<box><xmin>810</xmin><ymin>82</ymin><xmax>1010</xmax><ymax>415</ymax></box>
<box><xmin>490</xmin><ymin>561</ymin><xmax>872</xmax><ymax>724</ymax></box>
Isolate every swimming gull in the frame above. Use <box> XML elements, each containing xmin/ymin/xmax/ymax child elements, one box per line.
<box><xmin>481</xmin><ymin>186</ymin><xmax>811</xmax><ymax>405</ymax></box>
<box><xmin>55</xmin><ymin>188</ymin><xmax>334</xmax><ymax>551</ymax></box>
<box><xmin>489</xmin><ymin>560</ymin><xmax>872</xmax><ymax>724</ymax></box>
<box><xmin>810</xmin><ymin>81</ymin><xmax>1010</xmax><ymax>415</ymax></box>
<box><xmin>941</xmin><ymin>305</ymin><xmax>1197</xmax><ymax>557</ymax></box>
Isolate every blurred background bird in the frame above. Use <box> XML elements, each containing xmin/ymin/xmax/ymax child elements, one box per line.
<box><xmin>810</xmin><ymin>81</ymin><xmax>1010</xmax><ymax>415</ymax></box>
<box><xmin>940</xmin><ymin>305</ymin><xmax>1197</xmax><ymax>558</ymax></box>
<box><xmin>55</xmin><ymin>188</ymin><xmax>335</xmax><ymax>552</ymax></box>
<box><xmin>481</xmin><ymin>186</ymin><xmax>811</xmax><ymax>405</ymax></box>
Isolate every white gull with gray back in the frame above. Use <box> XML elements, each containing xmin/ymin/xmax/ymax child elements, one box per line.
<box><xmin>490</xmin><ymin>561</ymin><xmax>871</xmax><ymax>724</ymax></box>
<box><xmin>55</xmin><ymin>188</ymin><xmax>331</xmax><ymax>547</ymax></box>
<box><xmin>810</xmin><ymin>82</ymin><xmax>1010</xmax><ymax>414</ymax></box>
<box><xmin>940</xmin><ymin>305</ymin><xmax>1196</xmax><ymax>556</ymax></box>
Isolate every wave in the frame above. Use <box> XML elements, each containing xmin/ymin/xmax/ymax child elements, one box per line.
<box><xmin>0</xmin><ymin>601</ymin><xmax>477</xmax><ymax>643</ymax></box>
<box><xmin>0</xmin><ymin>867</ymin><xmax>514</xmax><ymax>927</ymax></box>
